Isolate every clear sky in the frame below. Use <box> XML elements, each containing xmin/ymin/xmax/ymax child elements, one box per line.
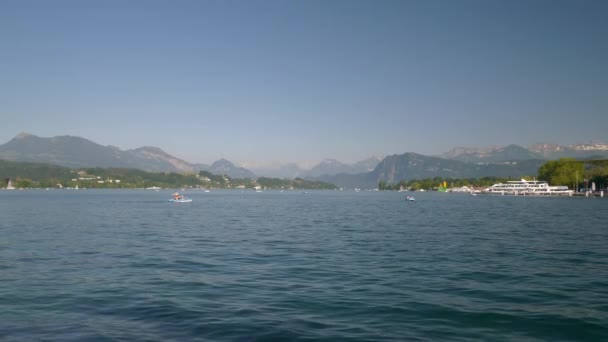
<box><xmin>1</xmin><ymin>0</ymin><xmax>607</xmax><ymax>165</ymax></box>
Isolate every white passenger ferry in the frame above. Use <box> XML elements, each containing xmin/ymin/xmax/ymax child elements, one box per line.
<box><xmin>484</xmin><ymin>179</ymin><xmax>573</xmax><ymax>196</ymax></box>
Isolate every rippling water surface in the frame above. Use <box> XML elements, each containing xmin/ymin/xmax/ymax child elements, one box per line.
<box><xmin>1</xmin><ymin>190</ymin><xmax>607</xmax><ymax>341</ymax></box>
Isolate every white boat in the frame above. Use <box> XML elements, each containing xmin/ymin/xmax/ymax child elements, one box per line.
<box><xmin>5</xmin><ymin>178</ymin><xmax>15</xmax><ymax>190</ymax></box>
<box><xmin>406</xmin><ymin>196</ymin><xmax>415</xmax><ymax>202</ymax></box>
<box><xmin>484</xmin><ymin>179</ymin><xmax>573</xmax><ymax>196</ymax></box>
<box><xmin>451</xmin><ymin>186</ymin><xmax>472</xmax><ymax>193</ymax></box>
<box><xmin>169</xmin><ymin>198</ymin><xmax>192</xmax><ymax>203</ymax></box>
<box><xmin>170</xmin><ymin>192</ymin><xmax>192</xmax><ymax>202</ymax></box>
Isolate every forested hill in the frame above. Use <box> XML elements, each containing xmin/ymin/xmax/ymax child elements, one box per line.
<box><xmin>0</xmin><ymin>160</ymin><xmax>335</xmax><ymax>190</ymax></box>
<box><xmin>0</xmin><ymin>133</ymin><xmax>257</xmax><ymax>178</ymax></box>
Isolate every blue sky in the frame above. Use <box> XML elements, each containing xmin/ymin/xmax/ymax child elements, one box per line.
<box><xmin>1</xmin><ymin>0</ymin><xmax>607</xmax><ymax>165</ymax></box>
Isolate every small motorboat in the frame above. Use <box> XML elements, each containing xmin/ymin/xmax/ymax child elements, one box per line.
<box><xmin>406</xmin><ymin>196</ymin><xmax>415</xmax><ymax>202</ymax></box>
<box><xmin>169</xmin><ymin>198</ymin><xmax>192</xmax><ymax>203</ymax></box>
<box><xmin>170</xmin><ymin>192</ymin><xmax>192</xmax><ymax>203</ymax></box>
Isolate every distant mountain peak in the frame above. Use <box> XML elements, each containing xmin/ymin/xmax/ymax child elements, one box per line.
<box><xmin>528</xmin><ymin>143</ymin><xmax>566</xmax><ymax>153</ymax></box>
<box><xmin>211</xmin><ymin>158</ymin><xmax>234</xmax><ymax>167</ymax></box>
<box><xmin>207</xmin><ymin>158</ymin><xmax>256</xmax><ymax>179</ymax></box>
<box><xmin>570</xmin><ymin>141</ymin><xmax>608</xmax><ymax>151</ymax></box>
<box><xmin>15</xmin><ymin>132</ymin><xmax>35</xmax><ymax>139</ymax></box>
<box><xmin>0</xmin><ymin>132</ymin><xmax>198</xmax><ymax>173</ymax></box>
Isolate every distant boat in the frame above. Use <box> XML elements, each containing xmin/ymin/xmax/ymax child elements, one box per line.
<box><xmin>406</xmin><ymin>196</ymin><xmax>415</xmax><ymax>202</ymax></box>
<box><xmin>169</xmin><ymin>198</ymin><xmax>192</xmax><ymax>203</ymax></box>
<box><xmin>170</xmin><ymin>192</ymin><xmax>192</xmax><ymax>203</ymax></box>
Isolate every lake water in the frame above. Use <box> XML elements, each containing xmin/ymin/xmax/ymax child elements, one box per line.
<box><xmin>1</xmin><ymin>190</ymin><xmax>607</xmax><ymax>341</ymax></box>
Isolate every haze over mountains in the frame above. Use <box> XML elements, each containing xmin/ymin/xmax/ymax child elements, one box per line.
<box><xmin>247</xmin><ymin>156</ymin><xmax>383</xmax><ymax>179</ymax></box>
<box><xmin>0</xmin><ymin>133</ymin><xmax>382</xmax><ymax>179</ymax></box>
<box><xmin>441</xmin><ymin>143</ymin><xmax>608</xmax><ymax>162</ymax></box>
<box><xmin>1</xmin><ymin>133</ymin><xmax>607</xmax><ymax>187</ymax></box>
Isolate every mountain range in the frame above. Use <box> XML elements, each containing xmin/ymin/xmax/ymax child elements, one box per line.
<box><xmin>315</xmin><ymin>143</ymin><xmax>608</xmax><ymax>188</ymax></box>
<box><xmin>317</xmin><ymin>153</ymin><xmax>548</xmax><ymax>189</ymax></box>
<box><xmin>1</xmin><ymin>133</ymin><xmax>607</xmax><ymax>187</ymax></box>
<box><xmin>248</xmin><ymin>156</ymin><xmax>382</xmax><ymax>179</ymax></box>
<box><xmin>0</xmin><ymin>132</ymin><xmax>197</xmax><ymax>172</ymax></box>
<box><xmin>440</xmin><ymin>144</ymin><xmax>543</xmax><ymax>163</ymax></box>
<box><xmin>0</xmin><ymin>133</ymin><xmax>382</xmax><ymax>179</ymax></box>
<box><xmin>442</xmin><ymin>143</ymin><xmax>608</xmax><ymax>162</ymax></box>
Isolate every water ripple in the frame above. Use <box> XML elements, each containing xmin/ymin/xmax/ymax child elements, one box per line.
<box><xmin>1</xmin><ymin>190</ymin><xmax>607</xmax><ymax>341</ymax></box>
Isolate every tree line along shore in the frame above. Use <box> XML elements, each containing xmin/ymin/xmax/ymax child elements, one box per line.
<box><xmin>0</xmin><ymin>160</ymin><xmax>336</xmax><ymax>190</ymax></box>
<box><xmin>377</xmin><ymin>158</ymin><xmax>608</xmax><ymax>192</ymax></box>
<box><xmin>2</xmin><ymin>158</ymin><xmax>607</xmax><ymax>192</ymax></box>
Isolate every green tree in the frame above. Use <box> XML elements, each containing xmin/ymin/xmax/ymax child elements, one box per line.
<box><xmin>538</xmin><ymin>158</ymin><xmax>584</xmax><ymax>190</ymax></box>
<box><xmin>378</xmin><ymin>180</ymin><xmax>387</xmax><ymax>191</ymax></box>
<box><xmin>586</xmin><ymin>163</ymin><xmax>608</xmax><ymax>190</ymax></box>
<box><xmin>13</xmin><ymin>178</ymin><xmax>33</xmax><ymax>188</ymax></box>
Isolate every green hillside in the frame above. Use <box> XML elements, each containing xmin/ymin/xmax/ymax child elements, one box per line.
<box><xmin>0</xmin><ymin>159</ymin><xmax>335</xmax><ymax>190</ymax></box>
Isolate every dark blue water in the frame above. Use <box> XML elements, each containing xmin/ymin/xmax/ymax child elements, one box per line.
<box><xmin>1</xmin><ymin>190</ymin><xmax>607</xmax><ymax>341</ymax></box>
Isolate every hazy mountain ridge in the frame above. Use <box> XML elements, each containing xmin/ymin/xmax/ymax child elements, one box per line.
<box><xmin>371</xmin><ymin>152</ymin><xmax>545</xmax><ymax>183</ymax></box>
<box><xmin>443</xmin><ymin>143</ymin><xmax>608</xmax><ymax>162</ymax></box>
<box><xmin>528</xmin><ymin>142</ymin><xmax>608</xmax><ymax>159</ymax></box>
<box><xmin>570</xmin><ymin>142</ymin><xmax>608</xmax><ymax>151</ymax></box>
<box><xmin>527</xmin><ymin>143</ymin><xmax>569</xmax><ymax>154</ymax></box>
<box><xmin>0</xmin><ymin>133</ymin><xmax>132</xmax><ymax>169</ymax></box>
<box><xmin>442</xmin><ymin>144</ymin><xmax>543</xmax><ymax>163</ymax></box>
<box><xmin>2</xmin><ymin>133</ymin><xmax>606</xmax><ymax>188</ymax></box>
<box><xmin>204</xmin><ymin>159</ymin><xmax>256</xmax><ymax>179</ymax></box>
<box><xmin>126</xmin><ymin>146</ymin><xmax>195</xmax><ymax>173</ymax></box>
<box><xmin>351</xmin><ymin>156</ymin><xmax>383</xmax><ymax>173</ymax></box>
<box><xmin>306</xmin><ymin>159</ymin><xmax>357</xmax><ymax>178</ymax></box>
<box><xmin>322</xmin><ymin>142</ymin><xmax>608</xmax><ymax>188</ymax></box>
<box><xmin>248</xmin><ymin>156</ymin><xmax>382</xmax><ymax>178</ymax></box>
<box><xmin>243</xmin><ymin>162</ymin><xmax>305</xmax><ymax>179</ymax></box>
<box><xmin>318</xmin><ymin>153</ymin><xmax>546</xmax><ymax>189</ymax></box>
<box><xmin>441</xmin><ymin>145</ymin><xmax>502</xmax><ymax>160</ymax></box>
<box><xmin>0</xmin><ymin>133</ymin><xmax>209</xmax><ymax>174</ymax></box>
